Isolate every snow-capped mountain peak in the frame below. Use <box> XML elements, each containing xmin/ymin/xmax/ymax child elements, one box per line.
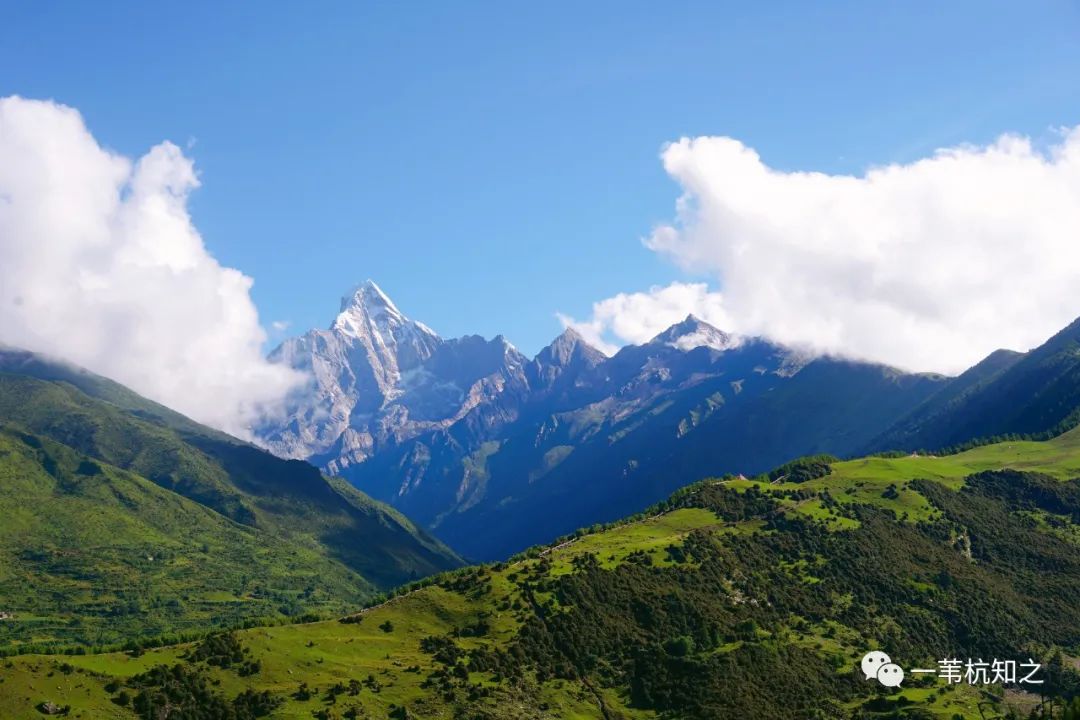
<box><xmin>650</xmin><ymin>314</ymin><xmax>738</xmax><ymax>352</ymax></box>
<box><xmin>340</xmin><ymin>279</ymin><xmax>402</xmax><ymax>316</ymax></box>
<box><xmin>331</xmin><ymin>280</ymin><xmax>440</xmax><ymax>346</ymax></box>
<box><xmin>262</xmin><ymin>281</ymin><xmax>528</xmax><ymax>468</ymax></box>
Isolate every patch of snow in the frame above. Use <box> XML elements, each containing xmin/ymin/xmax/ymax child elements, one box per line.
<box><xmin>668</xmin><ymin>329</ymin><xmax>739</xmax><ymax>352</ymax></box>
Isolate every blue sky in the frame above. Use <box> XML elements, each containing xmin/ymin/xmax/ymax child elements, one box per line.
<box><xmin>4</xmin><ymin>1</ymin><xmax>1080</xmax><ymax>356</ymax></box>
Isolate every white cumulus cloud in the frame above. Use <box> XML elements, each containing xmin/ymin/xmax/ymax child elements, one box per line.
<box><xmin>567</xmin><ymin>128</ymin><xmax>1080</xmax><ymax>373</ymax></box>
<box><xmin>0</xmin><ymin>96</ymin><xmax>304</xmax><ymax>437</ymax></box>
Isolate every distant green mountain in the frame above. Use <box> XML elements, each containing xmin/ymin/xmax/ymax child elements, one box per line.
<box><xmin>0</xmin><ymin>349</ymin><xmax>462</xmax><ymax>652</ymax></box>
<box><xmin>871</xmin><ymin>317</ymin><xmax>1080</xmax><ymax>452</ymax></box>
<box><xmin>8</xmin><ymin>430</ymin><xmax>1080</xmax><ymax>718</ymax></box>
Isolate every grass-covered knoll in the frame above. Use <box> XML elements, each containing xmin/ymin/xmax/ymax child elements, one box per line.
<box><xmin>10</xmin><ymin>431</ymin><xmax>1080</xmax><ymax>718</ymax></box>
<box><xmin>0</xmin><ymin>350</ymin><xmax>462</xmax><ymax>652</ymax></box>
<box><xmin>731</xmin><ymin>424</ymin><xmax>1080</xmax><ymax>529</ymax></box>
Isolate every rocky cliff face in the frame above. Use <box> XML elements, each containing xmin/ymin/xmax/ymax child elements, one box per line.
<box><xmin>260</xmin><ymin>280</ymin><xmax>529</xmax><ymax>472</ymax></box>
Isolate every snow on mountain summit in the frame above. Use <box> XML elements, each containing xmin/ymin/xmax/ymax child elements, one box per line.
<box><xmin>260</xmin><ymin>287</ymin><xmax>758</xmax><ymax>479</ymax></box>
<box><xmin>342</xmin><ymin>279</ymin><xmax>401</xmax><ymax>314</ymax></box>
<box><xmin>333</xmin><ymin>280</ymin><xmax>438</xmax><ymax>341</ymax></box>
<box><xmin>260</xmin><ymin>282</ymin><xmax>529</xmax><ymax>469</ymax></box>
<box><xmin>649</xmin><ymin>314</ymin><xmax>738</xmax><ymax>352</ymax></box>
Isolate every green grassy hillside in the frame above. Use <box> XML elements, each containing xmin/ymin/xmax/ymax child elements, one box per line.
<box><xmin>8</xmin><ymin>430</ymin><xmax>1080</xmax><ymax>718</ymax></box>
<box><xmin>0</xmin><ymin>351</ymin><xmax>462</xmax><ymax>653</ymax></box>
<box><xmin>0</xmin><ymin>425</ymin><xmax>376</xmax><ymax>652</ymax></box>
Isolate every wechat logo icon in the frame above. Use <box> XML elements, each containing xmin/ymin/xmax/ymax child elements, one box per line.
<box><xmin>861</xmin><ymin>650</ymin><xmax>904</xmax><ymax>687</ymax></box>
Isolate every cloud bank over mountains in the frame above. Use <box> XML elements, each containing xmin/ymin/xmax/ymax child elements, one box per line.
<box><xmin>0</xmin><ymin>97</ymin><xmax>302</xmax><ymax>437</ymax></box>
<box><xmin>564</xmin><ymin>128</ymin><xmax>1080</xmax><ymax>373</ymax></box>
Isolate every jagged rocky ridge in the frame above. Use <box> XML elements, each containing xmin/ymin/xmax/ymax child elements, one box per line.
<box><xmin>261</xmin><ymin>282</ymin><xmax>529</xmax><ymax>472</ymax></box>
<box><xmin>260</xmin><ymin>282</ymin><xmax>954</xmax><ymax>559</ymax></box>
